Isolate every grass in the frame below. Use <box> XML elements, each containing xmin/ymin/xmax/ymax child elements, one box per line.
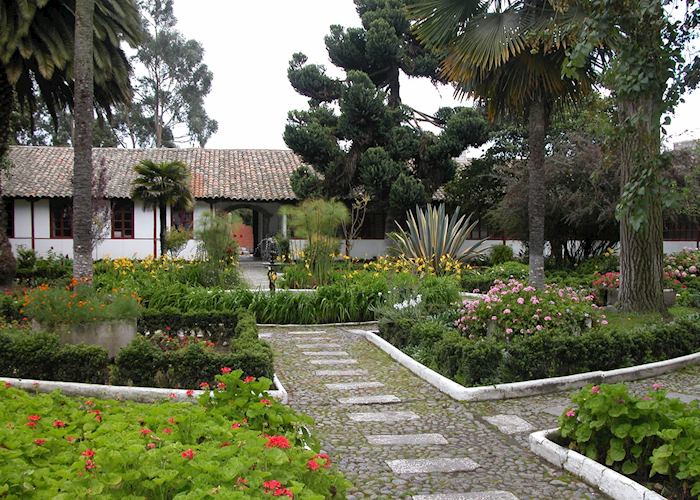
<box><xmin>605</xmin><ymin>305</ymin><xmax>699</xmax><ymax>332</ymax></box>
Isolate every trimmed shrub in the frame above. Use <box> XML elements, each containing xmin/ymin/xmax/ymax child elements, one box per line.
<box><xmin>138</xmin><ymin>309</ymin><xmax>244</xmax><ymax>342</ymax></box>
<box><xmin>0</xmin><ymin>330</ymin><xmax>109</xmax><ymax>383</ymax></box>
<box><xmin>489</xmin><ymin>244</ymin><xmax>514</xmax><ymax>265</ymax></box>
<box><xmin>380</xmin><ymin>314</ymin><xmax>700</xmax><ymax>387</ymax></box>
<box><xmin>418</xmin><ymin>275</ymin><xmax>461</xmax><ymax>315</ymax></box>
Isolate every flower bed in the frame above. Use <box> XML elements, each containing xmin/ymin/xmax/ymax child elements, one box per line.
<box><xmin>379</xmin><ymin>308</ymin><xmax>700</xmax><ymax>387</ymax></box>
<box><xmin>557</xmin><ymin>383</ymin><xmax>700</xmax><ymax>499</ymax></box>
<box><xmin>455</xmin><ymin>279</ymin><xmax>604</xmax><ymax>340</ymax></box>
<box><xmin>0</xmin><ymin>371</ymin><xmax>348</xmax><ymax>498</ymax></box>
<box><xmin>0</xmin><ymin>311</ymin><xmax>275</xmax><ymax>388</ymax></box>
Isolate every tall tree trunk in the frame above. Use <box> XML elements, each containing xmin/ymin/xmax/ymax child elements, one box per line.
<box><xmin>0</xmin><ymin>68</ymin><xmax>17</xmax><ymax>285</ymax></box>
<box><xmin>387</xmin><ymin>65</ymin><xmax>401</xmax><ymax>109</ymax></box>
<box><xmin>527</xmin><ymin>99</ymin><xmax>547</xmax><ymax>289</ymax></box>
<box><xmin>159</xmin><ymin>201</ymin><xmax>167</xmax><ymax>257</ymax></box>
<box><xmin>617</xmin><ymin>97</ymin><xmax>665</xmax><ymax>312</ymax></box>
<box><xmin>73</xmin><ymin>0</ymin><xmax>95</xmax><ymax>281</ymax></box>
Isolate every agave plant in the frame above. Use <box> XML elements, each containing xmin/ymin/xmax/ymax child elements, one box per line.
<box><xmin>389</xmin><ymin>204</ymin><xmax>484</xmax><ymax>273</ymax></box>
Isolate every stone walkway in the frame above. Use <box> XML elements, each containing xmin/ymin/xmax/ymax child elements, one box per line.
<box><xmin>263</xmin><ymin>326</ymin><xmax>700</xmax><ymax>499</ymax></box>
<box><xmin>240</xmin><ymin>256</ymin><xmax>270</xmax><ymax>290</ymax></box>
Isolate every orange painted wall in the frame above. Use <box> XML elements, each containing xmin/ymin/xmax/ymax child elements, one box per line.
<box><xmin>233</xmin><ymin>224</ymin><xmax>254</xmax><ymax>251</ymax></box>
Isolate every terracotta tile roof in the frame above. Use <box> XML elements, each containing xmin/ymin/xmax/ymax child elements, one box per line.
<box><xmin>3</xmin><ymin>146</ymin><xmax>301</xmax><ymax>201</ymax></box>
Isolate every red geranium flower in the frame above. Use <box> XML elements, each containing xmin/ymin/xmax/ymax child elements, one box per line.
<box><xmin>263</xmin><ymin>480</ymin><xmax>282</xmax><ymax>490</ymax></box>
<box><xmin>163</xmin><ymin>427</ymin><xmax>173</xmax><ymax>435</ymax></box>
<box><xmin>260</xmin><ymin>398</ymin><xmax>271</xmax><ymax>406</ymax></box>
<box><xmin>140</xmin><ymin>428</ymin><xmax>153</xmax><ymax>436</ymax></box>
<box><xmin>28</xmin><ymin>415</ymin><xmax>41</xmax><ymax>422</ymax></box>
<box><xmin>236</xmin><ymin>477</ymin><xmax>249</xmax><ymax>487</ymax></box>
<box><xmin>26</xmin><ymin>421</ymin><xmax>37</xmax><ymax>428</ymax></box>
<box><xmin>66</xmin><ymin>436</ymin><xmax>77</xmax><ymax>443</ymax></box>
<box><xmin>52</xmin><ymin>420</ymin><xmax>66</xmax><ymax>428</ymax></box>
<box><xmin>168</xmin><ymin>416</ymin><xmax>176</xmax><ymax>425</ymax></box>
<box><xmin>221</xmin><ymin>367</ymin><xmax>232</xmax><ymax>374</ymax></box>
<box><xmin>307</xmin><ymin>459</ymin><xmax>320</xmax><ymax>471</ymax></box>
<box><xmin>168</xmin><ymin>393</ymin><xmax>177</xmax><ymax>399</ymax></box>
<box><xmin>181</xmin><ymin>448</ymin><xmax>195</xmax><ymax>460</ymax></box>
<box><xmin>274</xmin><ymin>488</ymin><xmax>294</xmax><ymax>498</ymax></box>
<box><xmin>265</xmin><ymin>436</ymin><xmax>291</xmax><ymax>449</ymax></box>
<box><xmin>186</xmin><ymin>389</ymin><xmax>194</xmax><ymax>397</ymax></box>
<box><xmin>217</xmin><ymin>382</ymin><xmax>226</xmax><ymax>390</ymax></box>
<box><xmin>34</xmin><ymin>438</ymin><xmax>46</xmax><ymax>446</ymax></box>
<box><xmin>314</xmin><ymin>453</ymin><xmax>331</xmax><ymax>468</ymax></box>
<box><xmin>3</xmin><ymin>382</ymin><xmax>11</xmax><ymax>388</ymax></box>
<box><xmin>199</xmin><ymin>382</ymin><xmax>210</xmax><ymax>390</ymax></box>
<box><xmin>243</xmin><ymin>376</ymin><xmax>255</xmax><ymax>383</ymax></box>
<box><xmin>81</xmin><ymin>449</ymin><xmax>95</xmax><ymax>458</ymax></box>
<box><xmin>231</xmin><ymin>422</ymin><xmax>241</xmax><ymax>429</ymax></box>
<box><xmin>147</xmin><ymin>442</ymin><xmax>157</xmax><ymax>449</ymax></box>
<box><xmin>84</xmin><ymin>459</ymin><xmax>96</xmax><ymax>471</ymax></box>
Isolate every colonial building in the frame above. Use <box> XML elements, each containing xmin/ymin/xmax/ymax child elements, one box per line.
<box><xmin>3</xmin><ymin>146</ymin><xmax>301</xmax><ymax>259</ymax></box>
<box><xmin>3</xmin><ymin>145</ymin><xmax>698</xmax><ymax>260</ymax></box>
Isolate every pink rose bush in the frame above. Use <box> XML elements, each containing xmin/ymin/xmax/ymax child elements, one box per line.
<box><xmin>455</xmin><ymin>279</ymin><xmax>606</xmax><ymax>340</ymax></box>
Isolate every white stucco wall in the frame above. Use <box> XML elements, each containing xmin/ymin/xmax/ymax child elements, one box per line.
<box><xmin>7</xmin><ymin>199</ymin><xmax>699</xmax><ymax>260</ymax></box>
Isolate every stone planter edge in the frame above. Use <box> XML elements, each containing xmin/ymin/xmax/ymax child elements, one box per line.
<box><xmin>0</xmin><ymin>374</ymin><xmax>288</xmax><ymax>405</ymax></box>
<box><xmin>529</xmin><ymin>428</ymin><xmax>666</xmax><ymax>500</ymax></box>
<box><xmin>354</xmin><ymin>329</ymin><xmax>700</xmax><ymax>402</ymax></box>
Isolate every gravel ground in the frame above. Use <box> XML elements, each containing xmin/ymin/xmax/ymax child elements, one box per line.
<box><xmin>263</xmin><ymin>327</ymin><xmax>700</xmax><ymax>499</ymax></box>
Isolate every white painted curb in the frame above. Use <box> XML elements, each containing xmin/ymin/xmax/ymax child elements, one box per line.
<box><xmin>1</xmin><ymin>374</ymin><xmax>288</xmax><ymax>405</ymax></box>
<box><xmin>353</xmin><ymin>329</ymin><xmax>700</xmax><ymax>401</ymax></box>
<box><xmin>529</xmin><ymin>429</ymin><xmax>666</xmax><ymax>500</ymax></box>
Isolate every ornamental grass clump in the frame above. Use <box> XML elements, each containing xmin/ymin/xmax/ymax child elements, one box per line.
<box><xmin>456</xmin><ymin>279</ymin><xmax>605</xmax><ymax>340</ymax></box>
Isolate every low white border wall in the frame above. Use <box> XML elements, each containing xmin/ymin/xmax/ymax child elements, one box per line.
<box><xmin>353</xmin><ymin>329</ymin><xmax>700</xmax><ymax>401</ymax></box>
<box><xmin>0</xmin><ymin>374</ymin><xmax>288</xmax><ymax>405</ymax></box>
<box><xmin>529</xmin><ymin>429</ymin><xmax>666</xmax><ymax>500</ymax></box>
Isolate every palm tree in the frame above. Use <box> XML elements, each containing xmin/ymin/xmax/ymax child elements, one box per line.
<box><xmin>131</xmin><ymin>160</ymin><xmax>194</xmax><ymax>257</ymax></box>
<box><xmin>73</xmin><ymin>0</ymin><xmax>96</xmax><ymax>281</ymax></box>
<box><xmin>0</xmin><ymin>0</ymin><xmax>141</xmax><ymax>282</ymax></box>
<box><xmin>410</xmin><ymin>0</ymin><xmax>593</xmax><ymax>288</ymax></box>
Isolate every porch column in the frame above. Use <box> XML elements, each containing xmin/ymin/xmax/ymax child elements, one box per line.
<box><xmin>281</xmin><ymin>213</ymin><xmax>288</xmax><ymax>238</ymax></box>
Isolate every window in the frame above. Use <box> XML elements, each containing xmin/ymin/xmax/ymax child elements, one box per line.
<box><xmin>171</xmin><ymin>209</ymin><xmax>194</xmax><ymax>230</ymax></box>
<box><xmin>50</xmin><ymin>199</ymin><xmax>73</xmax><ymax>238</ymax></box>
<box><xmin>111</xmin><ymin>200</ymin><xmax>134</xmax><ymax>239</ymax></box>
<box><xmin>4</xmin><ymin>200</ymin><xmax>13</xmax><ymax>238</ymax></box>
<box><xmin>664</xmin><ymin>216</ymin><xmax>700</xmax><ymax>241</ymax></box>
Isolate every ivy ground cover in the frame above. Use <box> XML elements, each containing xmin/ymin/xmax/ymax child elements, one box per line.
<box><xmin>0</xmin><ymin>371</ymin><xmax>348</xmax><ymax>499</ymax></box>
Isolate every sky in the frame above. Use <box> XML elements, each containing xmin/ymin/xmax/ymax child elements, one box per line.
<box><xmin>172</xmin><ymin>0</ymin><xmax>700</xmax><ymax>152</ymax></box>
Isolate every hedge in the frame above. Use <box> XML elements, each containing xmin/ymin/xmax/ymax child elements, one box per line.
<box><xmin>0</xmin><ymin>330</ymin><xmax>109</xmax><ymax>384</ymax></box>
<box><xmin>0</xmin><ymin>310</ymin><xmax>273</xmax><ymax>389</ymax></box>
<box><xmin>380</xmin><ymin>314</ymin><xmax>700</xmax><ymax>387</ymax></box>
<box><xmin>114</xmin><ymin>310</ymin><xmax>273</xmax><ymax>388</ymax></box>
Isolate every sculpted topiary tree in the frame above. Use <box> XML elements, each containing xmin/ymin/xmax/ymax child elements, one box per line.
<box><xmin>284</xmin><ymin>0</ymin><xmax>490</xmax><ymax>228</ymax></box>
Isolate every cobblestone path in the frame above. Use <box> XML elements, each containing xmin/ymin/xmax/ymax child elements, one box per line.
<box><xmin>264</xmin><ymin>326</ymin><xmax>700</xmax><ymax>499</ymax></box>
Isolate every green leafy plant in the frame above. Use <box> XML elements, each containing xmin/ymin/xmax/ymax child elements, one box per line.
<box><xmin>195</xmin><ymin>212</ymin><xmax>242</xmax><ymax>287</ymax></box>
<box><xmin>489</xmin><ymin>244</ymin><xmax>514</xmax><ymax>265</ymax></box>
<box><xmin>0</xmin><ymin>374</ymin><xmax>349</xmax><ymax>498</ymax></box>
<box><xmin>560</xmin><ymin>383</ymin><xmax>700</xmax><ymax>498</ymax></box>
<box><xmin>22</xmin><ymin>282</ymin><xmax>141</xmax><ymax>327</ymax></box>
<box><xmin>389</xmin><ymin>204</ymin><xmax>484</xmax><ymax>274</ymax></box>
<box><xmin>165</xmin><ymin>227</ymin><xmax>192</xmax><ymax>257</ymax></box>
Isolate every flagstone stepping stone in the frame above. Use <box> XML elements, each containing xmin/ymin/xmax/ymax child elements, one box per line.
<box><xmin>348</xmin><ymin>411</ymin><xmax>419</xmax><ymax>422</ymax></box>
<box><xmin>288</xmin><ymin>330</ymin><xmax>327</xmax><ymax>335</ymax></box>
<box><xmin>365</xmin><ymin>433</ymin><xmax>447</xmax><ymax>446</ymax></box>
<box><xmin>542</xmin><ymin>404</ymin><xmax>569</xmax><ymax>417</ymax></box>
<box><xmin>293</xmin><ymin>337</ymin><xmax>331</xmax><ymax>342</ymax></box>
<box><xmin>337</xmin><ymin>394</ymin><xmax>401</xmax><ymax>405</ymax></box>
<box><xmin>412</xmin><ymin>492</ymin><xmax>519</xmax><ymax>500</ymax></box>
<box><xmin>387</xmin><ymin>458</ymin><xmax>480</xmax><ymax>474</ymax></box>
<box><xmin>667</xmin><ymin>392</ymin><xmax>699</xmax><ymax>403</ymax></box>
<box><xmin>303</xmin><ymin>351</ymin><xmax>349</xmax><ymax>356</ymax></box>
<box><xmin>315</xmin><ymin>369</ymin><xmax>368</xmax><ymax>376</ymax></box>
<box><xmin>325</xmin><ymin>381</ymin><xmax>384</xmax><ymax>390</ymax></box>
<box><xmin>258</xmin><ymin>333</ymin><xmax>273</xmax><ymax>339</ymax></box>
<box><xmin>297</xmin><ymin>343</ymin><xmax>341</xmax><ymax>349</ymax></box>
<box><xmin>483</xmin><ymin>415</ymin><xmax>534</xmax><ymax>435</ymax></box>
<box><xmin>309</xmin><ymin>359</ymin><xmax>358</xmax><ymax>365</ymax></box>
